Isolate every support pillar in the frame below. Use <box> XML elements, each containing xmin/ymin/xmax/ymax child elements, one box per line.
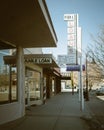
<box><xmin>17</xmin><ymin>46</ymin><xmax>25</xmax><ymax>116</ymax></box>
<box><xmin>46</xmin><ymin>75</ymin><xmax>50</xmax><ymax>98</ymax></box>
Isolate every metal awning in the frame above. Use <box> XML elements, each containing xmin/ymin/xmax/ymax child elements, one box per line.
<box><xmin>0</xmin><ymin>0</ymin><xmax>57</xmax><ymax>49</ymax></box>
<box><xmin>3</xmin><ymin>54</ymin><xmax>59</xmax><ymax>68</ymax></box>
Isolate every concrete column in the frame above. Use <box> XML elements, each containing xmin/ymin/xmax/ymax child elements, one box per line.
<box><xmin>46</xmin><ymin>75</ymin><xmax>50</xmax><ymax>98</ymax></box>
<box><xmin>49</xmin><ymin>76</ymin><xmax>52</xmax><ymax>97</ymax></box>
<box><xmin>17</xmin><ymin>46</ymin><xmax>25</xmax><ymax>116</ymax></box>
<box><xmin>53</xmin><ymin>77</ymin><xmax>56</xmax><ymax>95</ymax></box>
<box><xmin>41</xmin><ymin>73</ymin><xmax>44</xmax><ymax>103</ymax></box>
<box><xmin>55</xmin><ymin>77</ymin><xmax>58</xmax><ymax>94</ymax></box>
<box><xmin>56</xmin><ymin>77</ymin><xmax>61</xmax><ymax>93</ymax></box>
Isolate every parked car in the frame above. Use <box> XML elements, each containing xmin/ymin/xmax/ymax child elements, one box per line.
<box><xmin>96</xmin><ymin>86</ymin><xmax>104</xmax><ymax>95</ymax></box>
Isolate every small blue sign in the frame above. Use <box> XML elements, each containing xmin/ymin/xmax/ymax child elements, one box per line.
<box><xmin>66</xmin><ymin>65</ymin><xmax>85</xmax><ymax>71</ymax></box>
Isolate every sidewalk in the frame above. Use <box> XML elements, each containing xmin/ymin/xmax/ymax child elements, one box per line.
<box><xmin>0</xmin><ymin>92</ymin><xmax>91</xmax><ymax>130</ymax></box>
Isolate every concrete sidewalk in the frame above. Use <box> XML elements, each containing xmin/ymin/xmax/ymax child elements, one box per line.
<box><xmin>0</xmin><ymin>93</ymin><xmax>91</xmax><ymax>130</ymax></box>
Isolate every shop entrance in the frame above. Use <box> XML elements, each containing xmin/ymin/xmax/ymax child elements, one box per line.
<box><xmin>25</xmin><ymin>69</ymin><xmax>41</xmax><ymax>106</ymax></box>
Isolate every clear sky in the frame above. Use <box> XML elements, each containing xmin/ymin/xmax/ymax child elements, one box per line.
<box><xmin>43</xmin><ymin>0</ymin><xmax>104</xmax><ymax>59</ymax></box>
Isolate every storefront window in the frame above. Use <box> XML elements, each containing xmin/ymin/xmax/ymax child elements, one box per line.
<box><xmin>25</xmin><ymin>68</ymin><xmax>41</xmax><ymax>104</ymax></box>
<box><xmin>0</xmin><ymin>65</ymin><xmax>9</xmax><ymax>103</ymax></box>
<box><xmin>0</xmin><ymin>65</ymin><xmax>17</xmax><ymax>104</ymax></box>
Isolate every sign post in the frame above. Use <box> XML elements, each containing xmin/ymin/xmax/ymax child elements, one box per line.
<box><xmin>79</xmin><ymin>55</ymin><xmax>84</xmax><ymax>111</ymax></box>
<box><xmin>63</xmin><ymin>14</ymin><xmax>84</xmax><ymax>111</ymax></box>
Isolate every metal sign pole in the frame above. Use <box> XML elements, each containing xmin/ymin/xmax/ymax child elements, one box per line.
<box><xmin>78</xmin><ymin>71</ymin><xmax>81</xmax><ymax>101</ymax></box>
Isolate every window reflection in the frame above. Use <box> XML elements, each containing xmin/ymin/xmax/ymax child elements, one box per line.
<box><xmin>11</xmin><ymin>66</ymin><xmax>17</xmax><ymax>101</ymax></box>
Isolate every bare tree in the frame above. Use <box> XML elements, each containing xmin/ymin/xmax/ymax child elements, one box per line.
<box><xmin>88</xmin><ymin>25</ymin><xmax>104</xmax><ymax>68</ymax></box>
<box><xmin>87</xmin><ymin>25</ymin><xmax>104</xmax><ymax>86</ymax></box>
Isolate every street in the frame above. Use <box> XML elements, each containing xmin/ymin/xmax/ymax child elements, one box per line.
<box><xmin>85</xmin><ymin>91</ymin><xmax>104</xmax><ymax>130</ymax></box>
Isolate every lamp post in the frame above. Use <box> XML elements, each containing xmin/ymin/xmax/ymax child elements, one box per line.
<box><xmin>85</xmin><ymin>54</ymin><xmax>89</xmax><ymax>101</ymax></box>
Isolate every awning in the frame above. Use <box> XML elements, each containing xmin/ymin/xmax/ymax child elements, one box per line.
<box><xmin>0</xmin><ymin>0</ymin><xmax>57</xmax><ymax>49</ymax></box>
<box><xmin>43</xmin><ymin>67</ymin><xmax>61</xmax><ymax>77</ymax></box>
<box><xmin>3</xmin><ymin>54</ymin><xmax>59</xmax><ymax>68</ymax></box>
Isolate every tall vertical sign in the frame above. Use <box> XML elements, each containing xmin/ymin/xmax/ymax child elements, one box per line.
<box><xmin>77</xmin><ymin>27</ymin><xmax>82</xmax><ymax>57</ymax></box>
<box><xmin>64</xmin><ymin>14</ymin><xmax>78</xmax><ymax>65</ymax></box>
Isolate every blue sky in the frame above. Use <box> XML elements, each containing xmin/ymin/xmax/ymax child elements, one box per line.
<box><xmin>43</xmin><ymin>0</ymin><xmax>104</xmax><ymax>58</ymax></box>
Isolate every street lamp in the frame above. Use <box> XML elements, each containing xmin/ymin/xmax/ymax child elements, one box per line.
<box><xmin>85</xmin><ymin>53</ymin><xmax>89</xmax><ymax>101</ymax></box>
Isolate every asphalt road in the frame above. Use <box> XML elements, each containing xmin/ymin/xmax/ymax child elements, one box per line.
<box><xmin>85</xmin><ymin>91</ymin><xmax>104</xmax><ymax>130</ymax></box>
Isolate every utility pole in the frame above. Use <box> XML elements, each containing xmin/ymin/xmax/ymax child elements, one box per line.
<box><xmin>71</xmin><ymin>72</ymin><xmax>74</xmax><ymax>95</ymax></box>
<box><xmin>80</xmin><ymin>55</ymin><xmax>84</xmax><ymax>111</ymax></box>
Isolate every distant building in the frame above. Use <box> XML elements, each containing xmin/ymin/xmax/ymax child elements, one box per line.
<box><xmin>0</xmin><ymin>50</ymin><xmax>10</xmax><ymax>73</ymax></box>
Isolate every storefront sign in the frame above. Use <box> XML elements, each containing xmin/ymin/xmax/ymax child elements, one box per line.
<box><xmin>33</xmin><ymin>58</ymin><xmax>52</xmax><ymax>64</ymax></box>
<box><xmin>25</xmin><ymin>58</ymin><xmax>52</xmax><ymax>64</ymax></box>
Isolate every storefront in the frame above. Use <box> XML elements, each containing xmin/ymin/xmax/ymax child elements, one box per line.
<box><xmin>3</xmin><ymin>54</ymin><xmax>60</xmax><ymax>106</ymax></box>
<box><xmin>0</xmin><ymin>0</ymin><xmax>58</xmax><ymax>125</ymax></box>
